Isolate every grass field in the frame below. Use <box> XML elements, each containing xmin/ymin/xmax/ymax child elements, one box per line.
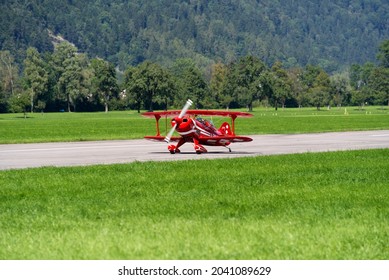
<box><xmin>0</xmin><ymin>106</ymin><xmax>388</xmax><ymax>144</ymax></box>
<box><xmin>1</xmin><ymin>149</ymin><xmax>388</xmax><ymax>259</ymax></box>
<box><xmin>1</xmin><ymin>106</ymin><xmax>388</xmax><ymax>260</ymax></box>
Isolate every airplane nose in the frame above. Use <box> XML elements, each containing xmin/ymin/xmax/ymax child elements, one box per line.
<box><xmin>172</xmin><ymin>117</ymin><xmax>182</xmax><ymax>126</ymax></box>
<box><xmin>173</xmin><ymin>117</ymin><xmax>193</xmax><ymax>130</ymax></box>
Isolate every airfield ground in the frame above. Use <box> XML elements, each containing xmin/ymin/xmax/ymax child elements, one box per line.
<box><xmin>0</xmin><ymin>107</ymin><xmax>388</xmax><ymax>259</ymax></box>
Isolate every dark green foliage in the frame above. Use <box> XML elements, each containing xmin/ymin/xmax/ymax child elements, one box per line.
<box><xmin>124</xmin><ymin>61</ymin><xmax>176</xmax><ymax>112</ymax></box>
<box><xmin>1</xmin><ymin>1</ymin><xmax>389</xmax><ymax>112</ymax></box>
<box><xmin>377</xmin><ymin>40</ymin><xmax>389</xmax><ymax>68</ymax></box>
<box><xmin>1</xmin><ymin>0</ymin><xmax>389</xmax><ymax>72</ymax></box>
<box><xmin>170</xmin><ymin>58</ymin><xmax>209</xmax><ymax>108</ymax></box>
<box><xmin>1</xmin><ymin>47</ymin><xmax>389</xmax><ymax>112</ymax></box>
<box><xmin>23</xmin><ymin>47</ymin><xmax>49</xmax><ymax>112</ymax></box>
<box><xmin>224</xmin><ymin>56</ymin><xmax>268</xmax><ymax>111</ymax></box>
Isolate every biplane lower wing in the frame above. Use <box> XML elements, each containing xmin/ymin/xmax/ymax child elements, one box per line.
<box><xmin>144</xmin><ymin>135</ymin><xmax>252</xmax><ymax>145</ymax></box>
<box><xmin>200</xmin><ymin>136</ymin><xmax>253</xmax><ymax>145</ymax></box>
<box><xmin>144</xmin><ymin>136</ymin><xmax>181</xmax><ymax>142</ymax></box>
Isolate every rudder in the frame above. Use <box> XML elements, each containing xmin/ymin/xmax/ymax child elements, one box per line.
<box><xmin>218</xmin><ymin>122</ymin><xmax>234</xmax><ymax>135</ymax></box>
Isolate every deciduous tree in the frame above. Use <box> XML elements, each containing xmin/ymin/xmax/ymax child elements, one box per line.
<box><xmin>0</xmin><ymin>50</ymin><xmax>18</xmax><ymax>97</ymax></box>
<box><xmin>225</xmin><ymin>55</ymin><xmax>267</xmax><ymax>111</ymax></box>
<box><xmin>269</xmin><ymin>61</ymin><xmax>292</xmax><ymax>109</ymax></box>
<box><xmin>125</xmin><ymin>61</ymin><xmax>174</xmax><ymax>112</ymax></box>
<box><xmin>369</xmin><ymin>67</ymin><xmax>389</xmax><ymax>106</ymax></box>
<box><xmin>91</xmin><ymin>58</ymin><xmax>119</xmax><ymax>113</ymax></box>
<box><xmin>51</xmin><ymin>42</ymin><xmax>79</xmax><ymax>112</ymax></box>
<box><xmin>377</xmin><ymin>40</ymin><xmax>389</xmax><ymax>68</ymax></box>
<box><xmin>171</xmin><ymin>58</ymin><xmax>208</xmax><ymax>108</ymax></box>
<box><xmin>23</xmin><ymin>47</ymin><xmax>48</xmax><ymax>112</ymax></box>
<box><xmin>210</xmin><ymin>62</ymin><xmax>229</xmax><ymax>109</ymax></box>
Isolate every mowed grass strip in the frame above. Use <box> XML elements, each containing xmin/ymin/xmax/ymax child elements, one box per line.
<box><xmin>0</xmin><ymin>107</ymin><xmax>388</xmax><ymax>143</ymax></box>
<box><xmin>0</xmin><ymin>111</ymin><xmax>153</xmax><ymax>144</ymax></box>
<box><xmin>1</xmin><ymin>149</ymin><xmax>388</xmax><ymax>259</ymax></box>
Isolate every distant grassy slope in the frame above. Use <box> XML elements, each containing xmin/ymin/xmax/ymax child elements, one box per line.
<box><xmin>0</xmin><ymin>149</ymin><xmax>388</xmax><ymax>259</ymax></box>
<box><xmin>0</xmin><ymin>107</ymin><xmax>388</xmax><ymax>144</ymax></box>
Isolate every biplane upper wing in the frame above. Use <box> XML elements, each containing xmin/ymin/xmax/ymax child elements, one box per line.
<box><xmin>141</xmin><ymin>110</ymin><xmax>253</xmax><ymax>118</ymax></box>
<box><xmin>142</xmin><ymin>110</ymin><xmax>183</xmax><ymax>118</ymax></box>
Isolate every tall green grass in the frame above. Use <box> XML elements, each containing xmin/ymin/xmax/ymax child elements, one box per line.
<box><xmin>1</xmin><ymin>149</ymin><xmax>388</xmax><ymax>259</ymax></box>
<box><xmin>0</xmin><ymin>106</ymin><xmax>388</xmax><ymax>144</ymax></box>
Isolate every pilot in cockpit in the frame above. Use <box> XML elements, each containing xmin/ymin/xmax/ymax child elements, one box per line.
<box><xmin>195</xmin><ymin>115</ymin><xmax>214</xmax><ymax>128</ymax></box>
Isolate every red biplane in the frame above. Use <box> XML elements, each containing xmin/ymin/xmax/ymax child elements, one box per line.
<box><xmin>142</xmin><ymin>99</ymin><xmax>253</xmax><ymax>154</ymax></box>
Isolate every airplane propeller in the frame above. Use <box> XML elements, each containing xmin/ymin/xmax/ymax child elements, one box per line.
<box><xmin>164</xmin><ymin>99</ymin><xmax>193</xmax><ymax>143</ymax></box>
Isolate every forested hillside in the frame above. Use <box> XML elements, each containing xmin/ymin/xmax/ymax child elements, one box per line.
<box><xmin>1</xmin><ymin>0</ymin><xmax>389</xmax><ymax>72</ymax></box>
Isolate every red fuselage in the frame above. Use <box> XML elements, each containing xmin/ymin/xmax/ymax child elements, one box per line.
<box><xmin>172</xmin><ymin>115</ymin><xmax>222</xmax><ymax>143</ymax></box>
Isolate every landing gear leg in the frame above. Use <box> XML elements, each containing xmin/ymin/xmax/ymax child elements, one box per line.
<box><xmin>168</xmin><ymin>138</ymin><xmax>186</xmax><ymax>154</ymax></box>
<box><xmin>193</xmin><ymin>139</ymin><xmax>207</xmax><ymax>154</ymax></box>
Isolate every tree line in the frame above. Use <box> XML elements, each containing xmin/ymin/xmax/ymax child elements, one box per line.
<box><xmin>1</xmin><ymin>40</ymin><xmax>388</xmax><ymax>114</ymax></box>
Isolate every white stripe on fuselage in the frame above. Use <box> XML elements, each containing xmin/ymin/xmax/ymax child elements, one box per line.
<box><xmin>177</xmin><ymin>121</ymin><xmax>212</xmax><ymax>137</ymax></box>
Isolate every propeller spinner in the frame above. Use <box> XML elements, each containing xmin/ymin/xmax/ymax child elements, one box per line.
<box><xmin>164</xmin><ymin>99</ymin><xmax>193</xmax><ymax>143</ymax></box>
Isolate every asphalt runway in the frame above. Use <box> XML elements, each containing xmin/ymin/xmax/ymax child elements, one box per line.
<box><xmin>1</xmin><ymin>130</ymin><xmax>389</xmax><ymax>170</ymax></box>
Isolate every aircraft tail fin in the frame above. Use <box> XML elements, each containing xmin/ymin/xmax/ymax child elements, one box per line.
<box><xmin>218</xmin><ymin>122</ymin><xmax>234</xmax><ymax>136</ymax></box>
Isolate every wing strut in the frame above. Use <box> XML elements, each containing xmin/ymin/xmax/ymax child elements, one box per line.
<box><xmin>154</xmin><ymin>114</ymin><xmax>161</xmax><ymax>136</ymax></box>
<box><xmin>231</xmin><ymin>114</ymin><xmax>237</xmax><ymax>135</ymax></box>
